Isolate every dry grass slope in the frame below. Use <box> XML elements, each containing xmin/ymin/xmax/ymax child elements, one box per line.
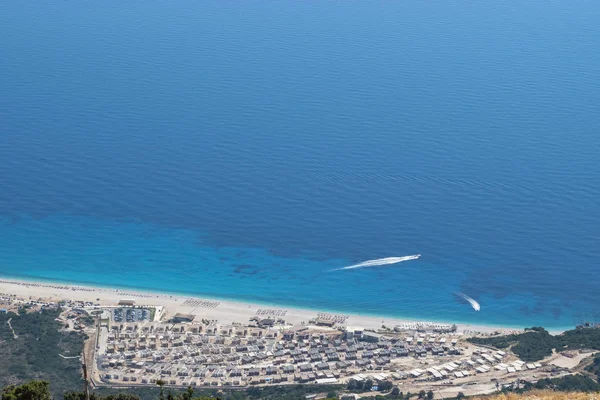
<box><xmin>473</xmin><ymin>390</ymin><xmax>600</xmax><ymax>399</ymax></box>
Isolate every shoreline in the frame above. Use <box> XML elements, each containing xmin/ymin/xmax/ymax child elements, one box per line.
<box><xmin>0</xmin><ymin>274</ymin><xmax>538</xmax><ymax>334</ymax></box>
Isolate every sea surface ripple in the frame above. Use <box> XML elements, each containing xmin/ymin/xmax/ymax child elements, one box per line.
<box><xmin>1</xmin><ymin>1</ymin><xmax>599</xmax><ymax>328</ymax></box>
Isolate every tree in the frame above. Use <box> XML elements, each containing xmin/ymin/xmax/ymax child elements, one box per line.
<box><xmin>363</xmin><ymin>379</ymin><xmax>373</xmax><ymax>391</ymax></box>
<box><xmin>426</xmin><ymin>390</ymin><xmax>434</xmax><ymax>400</ymax></box>
<box><xmin>100</xmin><ymin>395</ymin><xmax>140</xmax><ymax>400</ymax></box>
<box><xmin>390</xmin><ymin>387</ymin><xmax>400</xmax><ymax>397</ymax></box>
<box><xmin>64</xmin><ymin>393</ymin><xmax>139</xmax><ymax>400</ymax></box>
<box><xmin>418</xmin><ymin>390</ymin><xmax>426</xmax><ymax>399</ymax></box>
<box><xmin>1</xmin><ymin>380</ymin><xmax>52</xmax><ymax>400</ymax></box>
<box><xmin>156</xmin><ymin>380</ymin><xmax>166</xmax><ymax>400</ymax></box>
<box><xmin>456</xmin><ymin>392</ymin><xmax>465</xmax><ymax>400</ymax></box>
<box><xmin>346</xmin><ymin>380</ymin><xmax>357</xmax><ymax>391</ymax></box>
<box><xmin>182</xmin><ymin>387</ymin><xmax>194</xmax><ymax>400</ymax></box>
<box><xmin>63</xmin><ymin>392</ymin><xmax>94</xmax><ymax>400</ymax></box>
<box><xmin>347</xmin><ymin>379</ymin><xmax>363</xmax><ymax>391</ymax></box>
<box><xmin>326</xmin><ymin>390</ymin><xmax>337</xmax><ymax>399</ymax></box>
<box><xmin>378</xmin><ymin>381</ymin><xmax>393</xmax><ymax>392</ymax></box>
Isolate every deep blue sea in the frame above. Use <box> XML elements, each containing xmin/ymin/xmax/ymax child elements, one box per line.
<box><xmin>1</xmin><ymin>1</ymin><xmax>599</xmax><ymax>329</ymax></box>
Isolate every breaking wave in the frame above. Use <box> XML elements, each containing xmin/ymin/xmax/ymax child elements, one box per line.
<box><xmin>332</xmin><ymin>254</ymin><xmax>421</xmax><ymax>271</ymax></box>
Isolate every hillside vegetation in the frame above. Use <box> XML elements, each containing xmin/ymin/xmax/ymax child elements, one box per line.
<box><xmin>0</xmin><ymin>309</ymin><xmax>87</xmax><ymax>397</ymax></box>
<box><xmin>1</xmin><ymin>381</ymin><xmax>340</xmax><ymax>400</ymax></box>
<box><xmin>585</xmin><ymin>353</ymin><xmax>600</xmax><ymax>381</ymax></box>
<box><xmin>3</xmin><ymin>379</ymin><xmax>600</xmax><ymax>400</ymax></box>
<box><xmin>468</xmin><ymin>327</ymin><xmax>600</xmax><ymax>361</ymax></box>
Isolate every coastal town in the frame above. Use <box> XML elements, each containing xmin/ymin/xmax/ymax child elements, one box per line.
<box><xmin>1</xmin><ymin>279</ymin><xmax>594</xmax><ymax>399</ymax></box>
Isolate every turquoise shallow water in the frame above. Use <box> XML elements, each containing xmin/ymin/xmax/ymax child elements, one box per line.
<box><xmin>0</xmin><ymin>214</ymin><xmax>590</xmax><ymax>330</ymax></box>
<box><xmin>1</xmin><ymin>1</ymin><xmax>600</xmax><ymax>329</ymax></box>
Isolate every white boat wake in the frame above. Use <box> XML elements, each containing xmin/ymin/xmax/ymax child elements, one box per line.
<box><xmin>456</xmin><ymin>292</ymin><xmax>481</xmax><ymax>311</ymax></box>
<box><xmin>332</xmin><ymin>254</ymin><xmax>421</xmax><ymax>271</ymax></box>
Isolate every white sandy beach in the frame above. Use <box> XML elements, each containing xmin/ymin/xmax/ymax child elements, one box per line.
<box><xmin>0</xmin><ymin>277</ymin><xmax>517</xmax><ymax>334</ymax></box>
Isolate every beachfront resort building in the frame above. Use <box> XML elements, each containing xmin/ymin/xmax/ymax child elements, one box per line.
<box><xmin>91</xmin><ymin>307</ymin><xmax>542</xmax><ymax>392</ymax></box>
